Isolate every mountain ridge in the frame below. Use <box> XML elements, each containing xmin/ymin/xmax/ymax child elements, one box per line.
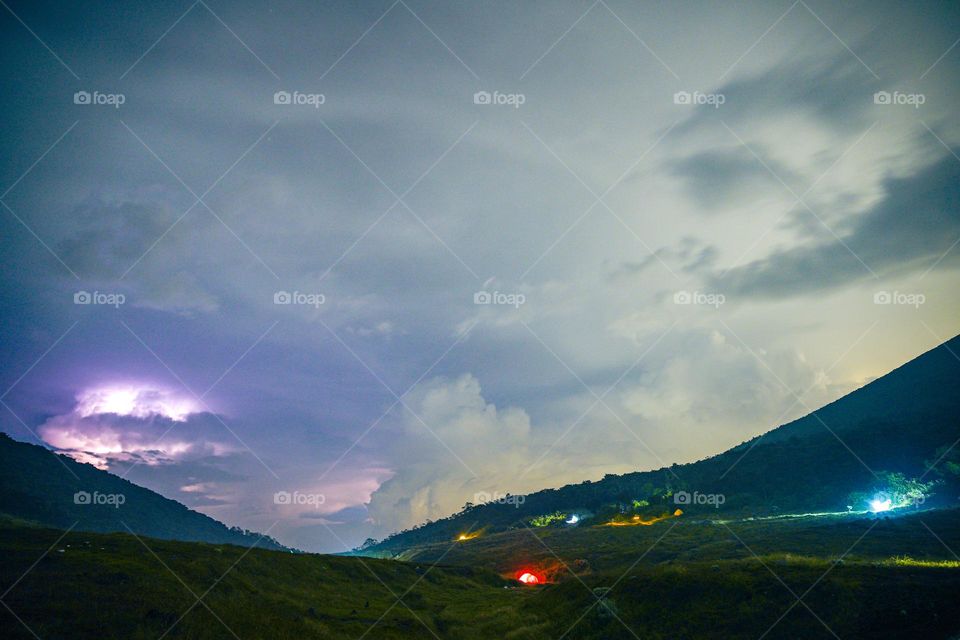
<box><xmin>748</xmin><ymin>333</ymin><xmax>960</xmax><ymax>445</ymax></box>
<box><xmin>0</xmin><ymin>432</ymin><xmax>289</xmax><ymax>551</ymax></box>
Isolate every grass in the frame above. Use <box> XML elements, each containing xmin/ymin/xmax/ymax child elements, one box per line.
<box><xmin>0</xmin><ymin>522</ymin><xmax>541</xmax><ymax>639</ymax></box>
<box><xmin>388</xmin><ymin>508</ymin><xmax>960</xmax><ymax>578</ymax></box>
<box><xmin>882</xmin><ymin>555</ymin><xmax>960</xmax><ymax>568</ymax></box>
<box><xmin>3</xmin><ymin>509</ymin><xmax>960</xmax><ymax>639</ymax></box>
<box><xmin>528</xmin><ymin>558</ymin><xmax>960</xmax><ymax>639</ymax></box>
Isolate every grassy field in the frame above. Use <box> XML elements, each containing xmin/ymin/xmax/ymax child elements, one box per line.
<box><xmin>527</xmin><ymin>556</ymin><xmax>960</xmax><ymax>639</ymax></box>
<box><xmin>0</xmin><ymin>521</ymin><xmax>542</xmax><ymax>639</ymax></box>
<box><xmin>3</xmin><ymin>510</ymin><xmax>960</xmax><ymax>639</ymax></box>
<box><xmin>383</xmin><ymin>508</ymin><xmax>960</xmax><ymax>577</ymax></box>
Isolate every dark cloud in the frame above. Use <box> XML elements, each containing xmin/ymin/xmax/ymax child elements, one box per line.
<box><xmin>711</xmin><ymin>154</ymin><xmax>960</xmax><ymax>298</ymax></box>
<box><xmin>610</xmin><ymin>237</ymin><xmax>718</xmax><ymax>280</ymax></box>
<box><xmin>38</xmin><ymin>408</ymin><xmax>238</xmax><ymax>469</ymax></box>
<box><xmin>56</xmin><ymin>199</ymin><xmax>183</xmax><ymax>278</ymax></box>
<box><xmin>670</xmin><ymin>146</ymin><xmax>803</xmax><ymax>211</ymax></box>
<box><xmin>675</xmin><ymin>54</ymin><xmax>880</xmax><ymax>137</ymax></box>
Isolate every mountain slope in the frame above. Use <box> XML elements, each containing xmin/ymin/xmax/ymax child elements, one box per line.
<box><xmin>754</xmin><ymin>333</ymin><xmax>960</xmax><ymax>444</ymax></box>
<box><xmin>0</xmin><ymin>433</ymin><xmax>287</xmax><ymax>550</ymax></box>
<box><xmin>363</xmin><ymin>334</ymin><xmax>960</xmax><ymax>555</ymax></box>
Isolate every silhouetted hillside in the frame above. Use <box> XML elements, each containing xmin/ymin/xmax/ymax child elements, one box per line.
<box><xmin>0</xmin><ymin>433</ymin><xmax>288</xmax><ymax>550</ymax></box>
<box><xmin>755</xmin><ymin>333</ymin><xmax>960</xmax><ymax>444</ymax></box>
<box><xmin>363</xmin><ymin>335</ymin><xmax>960</xmax><ymax>555</ymax></box>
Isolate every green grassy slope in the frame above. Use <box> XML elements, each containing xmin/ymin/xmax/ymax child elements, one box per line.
<box><xmin>0</xmin><ymin>520</ymin><xmax>541</xmax><ymax>640</ymax></box>
<box><xmin>528</xmin><ymin>557</ymin><xmax>960</xmax><ymax>639</ymax></box>
<box><xmin>387</xmin><ymin>508</ymin><xmax>960</xmax><ymax>577</ymax></box>
<box><xmin>3</xmin><ymin>515</ymin><xmax>960</xmax><ymax>639</ymax></box>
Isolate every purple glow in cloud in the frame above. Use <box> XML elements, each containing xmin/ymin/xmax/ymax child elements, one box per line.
<box><xmin>74</xmin><ymin>385</ymin><xmax>200</xmax><ymax>422</ymax></box>
<box><xmin>38</xmin><ymin>384</ymin><xmax>232</xmax><ymax>469</ymax></box>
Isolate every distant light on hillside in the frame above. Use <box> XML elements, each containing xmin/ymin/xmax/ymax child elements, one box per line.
<box><xmin>565</xmin><ymin>514</ymin><xmax>579</xmax><ymax>524</ymax></box>
<box><xmin>518</xmin><ymin>572</ymin><xmax>540</xmax><ymax>585</ymax></box>
<box><xmin>870</xmin><ymin>496</ymin><xmax>893</xmax><ymax>513</ymax></box>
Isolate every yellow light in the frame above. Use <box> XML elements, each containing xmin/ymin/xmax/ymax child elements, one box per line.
<box><xmin>603</xmin><ymin>512</ymin><xmax>679</xmax><ymax>527</ymax></box>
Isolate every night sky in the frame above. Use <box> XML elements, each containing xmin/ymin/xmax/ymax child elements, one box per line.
<box><xmin>1</xmin><ymin>0</ymin><xmax>958</xmax><ymax>552</ymax></box>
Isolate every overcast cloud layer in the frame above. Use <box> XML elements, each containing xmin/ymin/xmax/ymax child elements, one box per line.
<box><xmin>1</xmin><ymin>0</ymin><xmax>958</xmax><ymax>552</ymax></box>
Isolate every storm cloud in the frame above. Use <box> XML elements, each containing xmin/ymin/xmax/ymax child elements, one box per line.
<box><xmin>1</xmin><ymin>0</ymin><xmax>958</xmax><ymax>551</ymax></box>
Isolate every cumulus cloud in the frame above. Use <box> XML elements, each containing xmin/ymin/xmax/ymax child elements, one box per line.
<box><xmin>359</xmin><ymin>328</ymin><xmax>854</xmax><ymax>531</ymax></box>
<box><xmin>366</xmin><ymin>374</ymin><xmax>532</xmax><ymax>534</ymax></box>
<box><xmin>617</xmin><ymin>330</ymin><xmax>843</xmax><ymax>447</ymax></box>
